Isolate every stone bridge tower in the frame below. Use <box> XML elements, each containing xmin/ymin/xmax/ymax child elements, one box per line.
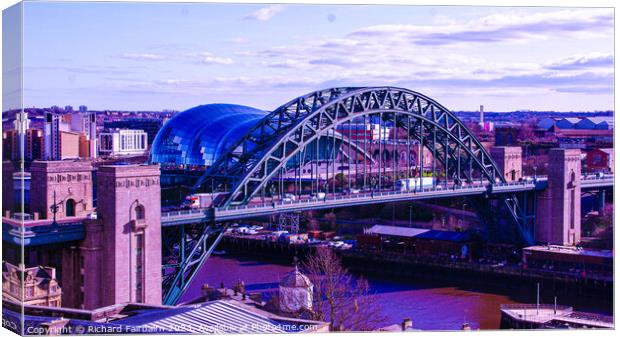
<box><xmin>536</xmin><ymin>148</ymin><xmax>581</xmax><ymax>246</ymax></box>
<box><xmin>80</xmin><ymin>164</ymin><xmax>162</xmax><ymax>308</ymax></box>
<box><xmin>491</xmin><ymin>146</ymin><xmax>522</xmax><ymax>182</ymax></box>
<box><xmin>30</xmin><ymin>160</ymin><xmax>94</xmax><ymax>219</ymax></box>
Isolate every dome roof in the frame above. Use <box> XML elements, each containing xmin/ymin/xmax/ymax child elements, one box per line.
<box><xmin>150</xmin><ymin>104</ymin><xmax>267</xmax><ymax>167</ymax></box>
<box><xmin>280</xmin><ymin>266</ymin><xmax>313</xmax><ymax>288</ymax></box>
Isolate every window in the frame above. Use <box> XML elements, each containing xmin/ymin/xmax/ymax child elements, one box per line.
<box><xmin>65</xmin><ymin>199</ymin><xmax>76</xmax><ymax>217</ymax></box>
<box><xmin>25</xmin><ymin>286</ymin><xmax>34</xmax><ymax>298</ymax></box>
<box><xmin>135</xmin><ymin>205</ymin><xmax>145</xmax><ymax>220</ymax></box>
<box><xmin>135</xmin><ymin>233</ymin><xmax>144</xmax><ymax>303</ymax></box>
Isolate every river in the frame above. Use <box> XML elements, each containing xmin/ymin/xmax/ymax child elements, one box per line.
<box><xmin>179</xmin><ymin>254</ymin><xmax>612</xmax><ymax>331</ymax></box>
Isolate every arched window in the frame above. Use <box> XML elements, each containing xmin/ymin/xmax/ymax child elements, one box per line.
<box><xmin>65</xmin><ymin>199</ymin><xmax>76</xmax><ymax>217</ymax></box>
<box><xmin>135</xmin><ymin>204</ymin><xmax>145</xmax><ymax>220</ymax></box>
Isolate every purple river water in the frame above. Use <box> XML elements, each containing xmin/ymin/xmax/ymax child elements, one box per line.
<box><xmin>179</xmin><ymin>255</ymin><xmax>611</xmax><ymax>331</ymax></box>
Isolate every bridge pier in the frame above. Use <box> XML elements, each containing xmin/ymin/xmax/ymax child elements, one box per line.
<box><xmin>536</xmin><ymin>149</ymin><xmax>581</xmax><ymax>246</ymax></box>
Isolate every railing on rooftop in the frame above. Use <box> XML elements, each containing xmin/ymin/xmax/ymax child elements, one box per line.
<box><xmin>566</xmin><ymin>311</ymin><xmax>614</xmax><ymax>324</ymax></box>
<box><xmin>500</xmin><ymin>304</ymin><xmax>572</xmax><ymax>311</ymax></box>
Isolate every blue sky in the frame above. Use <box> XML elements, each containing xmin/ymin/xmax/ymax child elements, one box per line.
<box><xmin>9</xmin><ymin>2</ymin><xmax>615</xmax><ymax>112</ymax></box>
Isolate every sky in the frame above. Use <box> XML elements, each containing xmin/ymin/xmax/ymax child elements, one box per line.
<box><xmin>5</xmin><ymin>2</ymin><xmax>615</xmax><ymax>112</ymax></box>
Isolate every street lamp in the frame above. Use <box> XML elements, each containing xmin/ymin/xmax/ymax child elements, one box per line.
<box><xmin>458</xmin><ymin>203</ymin><xmax>468</xmax><ymax>231</ymax></box>
<box><xmin>49</xmin><ymin>191</ymin><xmax>63</xmax><ymax>228</ymax></box>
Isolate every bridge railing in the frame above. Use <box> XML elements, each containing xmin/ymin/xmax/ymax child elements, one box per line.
<box><xmin>580</xmin><ymin>174</ymin><xmax>614</xmax><ymax>182</ymax></box>
<box><xmin>218</xmin><ymin>180</ymin><xmax>533</xmax><ymax>211</ymax></box>
<box><xmin>161</xmin><ymin>179</ymin><xmax>543</xmax><ymax>219</ymax></box>
<box><xmin>161</xmin><ymin>208</ymin><xmax>206</xmax><ymax>218</ymax></box>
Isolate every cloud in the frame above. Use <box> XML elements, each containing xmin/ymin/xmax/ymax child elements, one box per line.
<box><xmin>349</xmin><ymin>8</ymin><xmax>613</xmax><ymax>46</ymax></box>
<box><xmin>186</xmin><ymin>52</ymin><xmax>234</xmax><ymax>65</ymax></box>
<box><xmin>127</xmin><ymin>18</ymin><xmax>612</xmax><ymax>102</ymax></box>
<box><xmin>81</xmin><ymin>8</ymin><xmax>612</xmax><ymax>110</ymax></box>
<box><xmin>546</xmin><ymin>53</ymin><xmax>614</xmax><ymax>71</ymax></box>
<box><xmin>224</xmin><ymin>8</ymin><xmax>613</xmax><ymax>102</ymax></box>
<box><xmin>201</xmin><ymin>56</ymin><xmax>234</xmax><ymax>65</ymax></box>
<box><xmin>243</xmin><ymin>5</ymin><xmax>285</xmax><ymax>21</ymax></box>
<box><xmin>117</xmin><ymin>53</ymin><xmax>165</xmax><ymax>61</ymax></box>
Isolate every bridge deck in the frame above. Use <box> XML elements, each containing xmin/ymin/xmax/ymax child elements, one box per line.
<box><xmin>161</xmin><ymin>175</ymin><xmax>613</xmax><ymax>226</ymax></box>
<box><xmin>3</xmin><ymin>175</ymin><xmax>611</xmax><ymax>242</ymax></box>
<box><xmin>161</xmin><ymin>180</ymin><xmax>540</xmax><ymax>225</ymax></box>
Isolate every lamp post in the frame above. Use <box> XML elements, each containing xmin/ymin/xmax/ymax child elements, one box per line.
<box><xmin>459</xmin><ymin>203</ymin><xmax>467</xmax><ymax>231</ymax></box>
<box><xmin>49</xmin><ymin>191</ymin><xmax>63</xmax><ymax>228</ymax></box>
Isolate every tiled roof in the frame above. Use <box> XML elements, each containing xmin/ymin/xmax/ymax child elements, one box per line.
<box><xmin>583</xmin><ymin>117</ymin><xmax>613</xmax><ymax>125</ymax></box>
<box><xmin>117</xmin><ymin>300</ymin><xmax>319</xmax><ymax>333</ymax></box>
<box><xmin>280</xmin><ymin>266</ymin><xmax>312</xmax><ymax>288</ymax></box>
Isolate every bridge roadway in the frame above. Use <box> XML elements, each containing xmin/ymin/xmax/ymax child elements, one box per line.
<box><xmin>162</xmin><ymin>179</ymin><xmax>530</xmax><ymax>226</ymax></box>
<box><xmin>161</xmin><ymin>174</ymin><xmax>613</xmax><ymax>226</ymax></box>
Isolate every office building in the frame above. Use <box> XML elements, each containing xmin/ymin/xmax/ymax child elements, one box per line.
<box><xmin>104</xmin><ymin>118</ymin><xmax>163</xmax><ymax>146</ymax></box>
<box><xmin>43</xmin><ymin>111</ymin><xmax>97</xmax><ymax>160</ymax></box>
<box><xmin>99</xmin><ymin>129</ymin><xmax>148</xmax><ymax>157</ymax></box>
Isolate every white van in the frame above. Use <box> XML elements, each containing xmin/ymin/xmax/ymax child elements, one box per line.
<box><xmin>283</xmin><ymin>193</ymin><xmax>297</xmax><ymax>202</ymax></box>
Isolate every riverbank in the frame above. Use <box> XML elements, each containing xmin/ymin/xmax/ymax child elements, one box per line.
<box><xmin>219</xmin><ymin>235</ymin><xmax>613</xmax><ymax>313</ymax></box>
<box><xmin>220</xmin><ymin>235</ymin><xmax>612</xmax><ymax>297</ymax></box>
<box><xmin>183</xmin><ymin>251</ymin><xmax>612</xmax><ymax>331</ymax></box>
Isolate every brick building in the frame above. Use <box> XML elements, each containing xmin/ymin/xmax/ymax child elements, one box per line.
<box><xmin>2</xmin><ymin>262</ymin><xmax>62</xmax><ymax>307</ymax></box>
<box><xmin>585</xmin><ymin>148</ymin><xmax>614</xmax><ymax>174</ymax></box>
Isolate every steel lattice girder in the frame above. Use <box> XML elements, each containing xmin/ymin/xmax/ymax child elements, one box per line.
<box><xmin>163</xmin><ymin>87</ymin><xmax>536</xmax><ymax>303</ymax></box>
<box><xmin>162</xmin><ymin>223</ymin><xmax>228</xmax><ymax>305</ymax></box>
<box><xmin>194</xmin><ymin>86</ymin><xmax>533</xmax><ymax>244</ymax></box>
<box><xmin>193</xmin><ymin>86</ymin><xmax>504</xmax><ymax>206</ymax></box>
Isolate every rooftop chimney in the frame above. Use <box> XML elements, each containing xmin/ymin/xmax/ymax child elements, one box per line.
<box><xmin>479</xmin><ymin>105</ymin><xmax>484</xmax><ymax>125</ymax></box>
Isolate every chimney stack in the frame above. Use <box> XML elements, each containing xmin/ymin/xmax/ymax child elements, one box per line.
<box><xmin>479</xmin><ymin>105</ymin><xmax>484</xmax><ymax>125</ymax></box>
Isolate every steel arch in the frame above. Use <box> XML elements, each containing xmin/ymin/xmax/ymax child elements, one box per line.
<box><xmin>194</xmin><ymin>86</ymin><xmax>505</xmax><ymax>207</ymax></box>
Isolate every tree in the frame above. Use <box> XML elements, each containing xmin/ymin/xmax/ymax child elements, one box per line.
<box><xmin>582</xmin><ymin>203</ymin><xmax>613</xmax><ymax>237</ymax></box>
<box><xmin>301</xmin><ymin>247</ymin><xmax>385</xmax><ymax>331</ymax></box>
<box><xmin>517</xmin><ymin>122</ymin><xmax>536</xmax><ymax>143</ymax></box>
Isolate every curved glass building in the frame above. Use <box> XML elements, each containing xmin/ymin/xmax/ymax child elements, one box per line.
<box><xmin>150</xmin><ymin>104</ymin><xmax>268</xmax><ymax>167</ymax></box>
